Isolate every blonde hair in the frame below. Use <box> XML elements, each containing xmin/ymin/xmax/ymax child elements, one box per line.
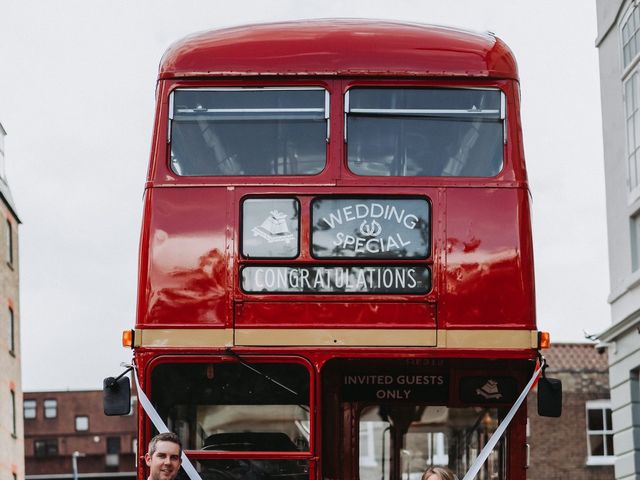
<box><xmin>422</xmin><ymin>466</ymin><xmax>458</xmax><ymax>480</ymax></box>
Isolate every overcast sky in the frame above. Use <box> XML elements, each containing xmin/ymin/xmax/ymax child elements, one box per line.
<box><xmin>0</xmin><ymin>0</ymin><xmax>608</xmax><ymax>391</ymax></box>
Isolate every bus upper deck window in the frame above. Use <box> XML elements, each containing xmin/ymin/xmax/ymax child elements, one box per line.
<box><xmin>168</xmin><ymin>88</ymin><xmax>328</xmax><ymax>176</ymax></box>
<box><xmin>345</xmin><ymin>88</ymin><xmax>505</xmax><ymax>177</ymax></box>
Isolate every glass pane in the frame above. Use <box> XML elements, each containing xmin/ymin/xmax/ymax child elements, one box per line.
<box><xmin>606</xmin><ymin>434</ymin><xmax>614</xmax><ymax>455</ymax></box>
<box><xmin>75</xmin><ymin>416</ymin><xmax>89</xmax><ymax>431</ymax></box>
<box><xmin>242</xmin><ymin>198</ymin><xmax>299</xmax><ymax>258</ymax></box>
<box><xmin>151</xmin><ymin>362</ymin><xmax>310</xmax><ymax>451</ymax></box>
<box><xmin>171</xmin><ymin>89</ymin><xmax>326</xmax><ymax>176</ymax></box>
<box><xmin>195</xmin><ymin>459</ymin><xmax>308</xmax><ymax>480</ymax></box>
<box><xmin>635</xmin><ymin>111</ymin><xmax>640</xmax><ymax>152</ymax></box>
<box><xmin>589</xmin><ymin>434</ymin><xmax>604</xmax><ymax>456</ymax></box>
<box><xmin>24</xmin><ymin>400</ymin><xmax>36</xmax><ymax>419</ymax></box>
<box><xmin>605</xmin><ymin>409</ymin><xmax>613</xmax><ymax>430</ymax></box>
<box><xmin>624</xmin><ymin>23</ymin><xmax>631</xmax><ymax>43</ymax></box>
<box><xmin>347</xmin><ymin>88</ymin><xmax>503</xmax><ymax>177</ymax></box>
<box><xmin>359</xmin><ymin>406</ymin><xmax>502</xmax><ymax>480</ymax></box>
<box><xmin>311</xmin><ymin>198</ymin><xmax>430</xmax><ymax>259</ymax></box>
<box><xmin>349</xmin><ymin>88</ymin><xmax>502</xmax><ymax>114</ymax></box>
<box><xmin>627</xmin><ymin>79</ymin><xmax>634</xmax><ymax>118</ymax></box>
<box><xmin>107</xmin><ymin>436</ymin><xmax>121</xmax><ymax>454</ymax></box>
<box><xmin>588</xmin><ymin>408</ymin><xmax>604</xmax><ymax>430</ymax></box>
<box><xmin>44</xmin><ymin>400</ymin><xmax>57</xmax><ymax>418</ymax></box>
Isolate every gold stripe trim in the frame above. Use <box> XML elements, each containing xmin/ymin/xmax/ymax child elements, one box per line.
<box><xmin>236</xmin><ymin>328</ymin><xmax>436</xmax><ymax>346</ymax></box>
<box><xmin>442</xmin><ymin>329</ymin><xmax>539</xmax><ymax>349</ymax></box>
<box><xmin>134</xmin><ymin>328</ymin><xmax>539</xmax><ymax>349</ymax></box>
<box><xmin>134</xmin><ymin>329</ymin><xmax>234</xmax><ymax>347</ymax></box>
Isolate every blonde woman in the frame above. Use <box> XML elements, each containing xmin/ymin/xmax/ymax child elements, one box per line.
<box><xmin>422</xmin><ymin>466</ymin><xmax>458</xmax><ymax>480</ymax></box>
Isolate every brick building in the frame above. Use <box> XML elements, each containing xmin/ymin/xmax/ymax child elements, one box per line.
<box><xmin>24</xmin><ymin>390</ymin><xmax>137</xmax><ymax>480</ymax></box>
<box><xmin>0</xmin><ymin>121</ymin><xmax>23</xmax><ymax>480</ymax></box>
<box><xmin>527</xmin><ymin>343</ymin><xmax>613</xmax><ymax>479</ymax></box>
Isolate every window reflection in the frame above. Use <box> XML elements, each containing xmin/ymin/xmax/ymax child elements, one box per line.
<box><xmin>359</xmin><ymin>406</ymin><xmax>504</xmax><ymax>480</ymax></box>
<box><xmin>346</xmin><ymin>88</ymin><xmax>504</xmax><ymax>177</ymax></box>
<box><xmin>151</xmin><ymin>362</ymin><xmax>310</xmax><ymax>452</ymax></box>
<box><xmin>170</xmin><ymin>89</ymin><xmax>327</xmax><ymax>176</ymax></box>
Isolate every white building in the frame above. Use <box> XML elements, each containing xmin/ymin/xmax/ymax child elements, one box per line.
<box><xmin>597</xmin><ymin>1</ymin><xmax>640</xmax><ymax>479</ymax></box>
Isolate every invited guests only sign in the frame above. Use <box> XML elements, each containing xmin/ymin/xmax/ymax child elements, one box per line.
<box><xmin>342</xmin><ymin>372</ymin><xmax>448</xmax><ymax>402</ymax></box>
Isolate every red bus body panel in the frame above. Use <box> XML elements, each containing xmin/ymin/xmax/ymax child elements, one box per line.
<box><xmin>132</xmin><ymin>20</ymin><xmax>540</xmax><ymax>480</ymax></box>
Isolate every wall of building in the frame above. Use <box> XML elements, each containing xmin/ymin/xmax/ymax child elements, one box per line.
<box><xmin>0</xmin><ymin>122</ymin><xmax>24</xmax><ymax>480</ymax></box>
<box><xmin>527</xmin><ymin>344</ymin><xmax>613</xmax><ymax>479</ymax></box>
<box><xmin>24</xmin><ymin>390</ymin><xmax>136</xmax><ymax>479</ymax></box>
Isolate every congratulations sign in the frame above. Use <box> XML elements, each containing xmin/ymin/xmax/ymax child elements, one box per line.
<box><xmin>242</xmin><ymin>265</ymin><xmax>430</xmax><ymax>294</ymax></box>
<box><xmin>311</xmin><ymin>198</ymin><xmax>430</xmax><ymax>258</ymax></box>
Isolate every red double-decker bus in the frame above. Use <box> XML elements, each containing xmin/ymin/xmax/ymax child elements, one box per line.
<box><xmin>105</xmin><ymin>20</ymin><xmax>558</xmax><ymax>480</ymax></box>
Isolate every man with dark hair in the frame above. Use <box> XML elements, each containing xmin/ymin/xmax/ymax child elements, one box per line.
<box><xmin>145</xmin><ymin>433</ymin><xmax>182</xmax><ymax>480</ymax></box>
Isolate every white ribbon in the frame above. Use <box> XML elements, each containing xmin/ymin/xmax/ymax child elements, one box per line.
<box><xmin>132</xmin><ymin>365</ymin><xmax>203</xmax><ymax>480</ymax></box>
<box><xmin>461</xmin><ymin>359</ymin><xmax>545</xmax><ymax>480</ymax></box>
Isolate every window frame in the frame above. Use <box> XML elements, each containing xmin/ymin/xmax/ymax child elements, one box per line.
<box><xmin>241</xmin><ymin>197</ymin><xmax>301</xmax><ymax>259</ymax></box>
<box><xmin>585</xmin><ymin>399</ymin><xmax>615</xmax><ymax>466</ymax></box>
<box><xmin>6</xmin><ymin>219</ymin><xmax>12</xmax><ymax>266</ymax></box>
<box><xmin>621</xmin><ymin>3</ymin><xmax>640</xmax><ymax>203</ymax></box>
<box><xmin>167</xmin><ymin>86</ymin><xmax>330</xmax><ymax>178</ymax></box>
<box><xmin>10</xmin><ymin>389</ymin><xmax>16</xmax><ymax>436</ymax></box>
<box><xmin>43</xmin><ymin>399</ymin><xmax>57</xmax><ymax>419</ymax></box>
<box><xmin>75</xmin><ymin>415</ymin><xmax>89</xmax><ymax>432</ymax></box>
<box><xmin>622</xmin><ymin>3</ymin><xmax>640</xmax><ymax>71</ymax></box>
<box><xmin>343</xmin><ymin>86</ymin><xmax>506</xmax><ymax>178</ymax></box>
<box><xmin>23</xmin><ymin>399</ymin><xmax>36</xmax><ymax>420</ymax></box>
<box><xmin>34</xmin><ymin>439</ymin><xmax>58</xmax><ymax>458</ymax></box>
<box><xmin>8</xmin><ymin>306</ymin><xmax>14</xmax><ymax>354</ymax></box>
<box><xmin>147</xmin><ymin>354</ymin><xmax>315</xmax><ymax>462</ymax></box>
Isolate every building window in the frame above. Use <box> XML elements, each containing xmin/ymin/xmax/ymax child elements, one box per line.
<box><xmin>625</xmin><ymin>72</ymin><xmax>640</xmax><ymax>193</ymax></box>
<box><xmin>10</xmin><ymin>390</ymin><xmax>16</xmax><ymax>436</ymax></box>
<box><xmin>24</xmin><ymin>399</ymin><xmax>36</xmax><ymax>419</ymax></box>
<box><xmin>623</xmin><ymin>4</ymin><xmax>640</xmax><ymax>68</ymax></box>
<box><xmin>6</xmin><ymin>220</ymin><xmax>12</xmax><ymax>265</ymax></box>
<box><xmin>106</xmin><ymin>436</ymin><xmax>121</xmax><ymax>467</ymax></box>
<box><xmin>8</xmin><ymin>307</ymin><xmax>14</xmax><ymax>354</ymax></box>
<box><xmin>44</xmin><ymin>399</ymin><xmax>57</xmax><ymax>419</ymax></box>
<box><xmin>75</xmin><ymin>415</ymin><xmax>89</xmax><ymax>431</ymax></box>
<box><xmin>34</xmin><ymin>439</ymin><xmax>58</xmax><ymax>458</ymax></box>
<box><xmin>586</xmin><ymin>400</ymin><xmax>615</xmax><ymax>465</ymax></box>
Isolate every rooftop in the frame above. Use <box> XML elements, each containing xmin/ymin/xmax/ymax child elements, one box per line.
<box><xmin>159</xmin><ymin>19</ymin><xmax>518</xmax><ymax>80</ymax></box>
<box><xmin>544</xmin><ymin>342</ymin><xmax>608</xmax><ymax>372</ymax></box>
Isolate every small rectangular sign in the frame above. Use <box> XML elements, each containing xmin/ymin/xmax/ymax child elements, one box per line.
<box><xmin>312</xmin><ymin>198</ymin><xmax>430</xmax><ymax>259</ymax></box>
<box><xmin>342</xmin><ymin>372</ymin><xmax>449</xmax><ymax>402</ymax></box>
<box><xmin>241</xmin><ymin>265</ymin><xmax>430</xmax><ymax>294</ymax></box>
<box><xmin>459</xmin><ymin>377</ymin><xmax>518</xmax><ymax>404</ymax></box>
<box><xmin>242</xmin><ymin>198</ymin><xmax>299</xmax><ymax>258</ymax></box>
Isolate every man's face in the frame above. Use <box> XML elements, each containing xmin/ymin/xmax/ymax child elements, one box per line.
<box><xmin>145</xmin><ymin>440</ymin><xmax>181</xmax><ymax>480</ymax></box>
